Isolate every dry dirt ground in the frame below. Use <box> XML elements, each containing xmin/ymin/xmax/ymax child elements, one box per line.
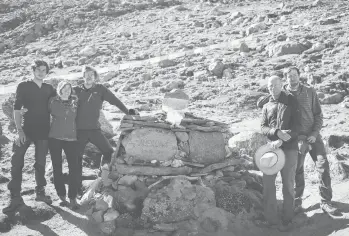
<box><xmin>2</xmin><ymin>0</ymin><xmax>349</xmax><ymax>235</ymax></box>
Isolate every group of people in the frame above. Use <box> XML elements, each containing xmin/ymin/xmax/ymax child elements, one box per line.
<box><xmin>2</xmin><ymin>60</ymin><xmax>137</xmax><ymax>214</ymax></box>
<box><xmin>255</xmin><ymin>67</ymin><xmax>340</xmax><ymax>232</ymax></box>
<box><xmin>0</xmin><ymin>60</ymin><xmax>341</xmax><ymax>232</ymax></box>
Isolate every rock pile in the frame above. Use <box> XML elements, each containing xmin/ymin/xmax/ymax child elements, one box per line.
<box><xmin>83</xmin><ymin>112</ymin><xmax>264</xmax><ymax>235</ymax></box>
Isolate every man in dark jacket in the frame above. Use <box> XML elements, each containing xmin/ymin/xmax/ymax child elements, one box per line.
<box><xmin>74</xmin><ymin>66</ymin><xmax>137</xmax><ymax>194</ymax></box>
<box><xmin>257</xmin><ymin>67</ymin><xmax>339</xmax><ymax>216</ymax></box>
<box><xmin>258</xmin><ymin>75</ymin><xmax>300</xmax><ymax>231</ymax></box>
<box><xmin>3</xmin><ymin>60</ymin><xmax>55</xmax><ymax>214</ymax></box>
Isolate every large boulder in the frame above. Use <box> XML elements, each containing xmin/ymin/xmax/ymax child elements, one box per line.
<box><xmin>268</xmin><ymin>41</ymin><xmax>309</xmax><ymax>57</ymax></box>
<box><xmin>122</xmin><ymin>128</ymin><xmax>178</xmax><ymax>162</ymax></box>
<box><xmin>188</xmin><ymin>131</ymin><xmax>226</xmax><ymax>165</ymax></box>
<box><xmin>141</xmin><ymin>177</ymin><xmax>216</xmax><ymax>223</ymax></box>
<box><xmin>228</xmin><ymin>131</ymin><xmax>268</xmax><ymax>156</ymax></box>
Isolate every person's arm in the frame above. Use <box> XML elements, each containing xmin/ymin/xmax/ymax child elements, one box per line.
<box><xmin>13</xmin><ymin>83</ymin><xmax>24</xmax><ymax>132</ymax></box>
<box><xmin>261</xmin><ymin>106</ymin><xmax>278</xmax><ymax>140</ymax></box>
<box><xmin>100</xmin><ymin>85</ymin><xmax>129</xmax><ymax>115</ymax></box>
<box><xmin>257</xmin><ymin>94</ymin><xmax>271</xmax><ymax>109</ymax></box>
<box><xmin>284</xmin><ymin>96</ymin><xmax>300</xmax><ymax>142</ymax></box>
<box><xmin>310</xmin><ymin>88</ymin><xmax>323</xmax><ymax>138</ymax></box>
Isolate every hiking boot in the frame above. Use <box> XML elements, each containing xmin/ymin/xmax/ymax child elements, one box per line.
<box><xmin>2</xmin><ymin>194</ymin><xmax>24</xmax><ymax>214</ymax></box>
<box><xmin>320</xmin><ymin>202</ymin><xmax>341</xmax><ymax>216</ymax></box>
<box><xmin>35</xmin><ymin>189</ymin><xmax>52</xmax><ymax>205</ymax></box>
<box><xmin>278</xmin><ymin>221</ymin><xmax>294</xmax><ymax>232</ymax></box>
<box><xmin>59</xmin><ymin>195</ymin><xmax>69</xmax><ymax>207</ymax></box>
<box><xmin>69</xmin><ymin>198</ymin><xmax>80</xmax><ymax>210</ymax></box>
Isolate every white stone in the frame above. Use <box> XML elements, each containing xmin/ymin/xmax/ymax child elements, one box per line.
<box><xmin>79</xmin><ymin>46</ymin><xmax>97</xmax><ymax>57</ymax></box>
<box><xmin>103</xmin><ymin>209</ymin><xmax>120</xmax><ymax>222</ymax></box>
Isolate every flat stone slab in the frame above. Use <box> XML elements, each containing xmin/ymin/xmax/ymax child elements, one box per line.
<box><xmin>122</xmin><ymin>128</ymin><xmax>178</xmax><ymax>161</ymax></box>
<box><xmin>188</xmin><ymin>131</ymin><xmax>225</xmax><ymax>165</ymax></box>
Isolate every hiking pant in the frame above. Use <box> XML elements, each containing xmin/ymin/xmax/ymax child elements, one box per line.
<box><xmin>263</xmin><ymin>149</ymin><xmax>298</xmax><ymax>224</ymax></box>
<box><xmin>295</xmin><ymin>135</ymin><xmax>332</xmax><ymax>205</ymax></box>
<box><xmin>48</xmin><ymin>138</ymin><xmax>79</xmax><ymax>199</ymax></box>
<box><xmin>76</xmin><ymin>129</ymin><xmax>113</xmax><ymax>188</ymax></box>
<box><xmin>8</xmin><ymin>139</ymin><xmax>48</xmax><ymax>196</ymax></box>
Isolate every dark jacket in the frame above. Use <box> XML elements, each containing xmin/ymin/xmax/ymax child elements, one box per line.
<box><xmin>73</xmin><ymin>84</ymin><xmax>129</xmax><ymax>130</ymax></box>
<box><xmin>14</xmin><ymin>80</ymin><xmax>56</xmax><ymax>140</ymax></box>
<box><xmin>261</xmin><ymin>91</ymin><xmax>300</xmax><ymax>149</ymax></box>
<box><xmin>257</xmin><ymin>84</ymin><xmax>322</xmax><ymax>137</ymax></box>
<box><xmin>48</xmin><ymin>96</ymin><xmax>78</xmax><ymax>141</ymax></box>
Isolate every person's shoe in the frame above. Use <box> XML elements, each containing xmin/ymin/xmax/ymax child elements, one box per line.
<box><xmin>278</xmin><ymin>221</ymin><xmax>294</xmax><ymax>232</ymax></box>
<box><xmin>69</xmin><ymin>198</ymin><xmax>80</xmax><ymax>210</ymax></box>
<box><xmin>58</xmin><ymin>195</ymin><xmax>69</xmax><ymax>207</ymax></box>
<box><xmin>320</xmin><ymin>202</ymin><xmax>341</xmax><ymax>216</ymax></box>
<box><xmin>294</xmin><ymin>203</ymin><xmax>305</xmax><ymax>214</ymax></box>
<box><xmin>2</xmin><ymin>194</ymin><xmax>24</xmax><ymax>214</ymax></box>
<box><xmin>35</xmin><ymin>190</ymin><xmax>52</xmax><ymax>205</ymax></box>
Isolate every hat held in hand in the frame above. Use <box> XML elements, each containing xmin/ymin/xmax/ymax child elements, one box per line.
<box><xmin>255</xmin><ymin>144</ymin><xmax>285</xmax><ymax>175</ymax></box>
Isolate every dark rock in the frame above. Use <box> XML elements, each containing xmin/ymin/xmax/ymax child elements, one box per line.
<box><xmin>141</xmin><ymin>178</ymin><xmax>215</xmax><ymax>223</ymax></box>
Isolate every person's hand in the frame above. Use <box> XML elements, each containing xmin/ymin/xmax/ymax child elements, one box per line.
<box><xmin>270</xmin><ymin>140</ymin><xmax>283</xmax><ymax>149</ymax></box>
<box><xmin>277</xmin><ymin>130</ymin><xmax>291</xmax><ymax>142</ymax></box>
<box><xmin>128</xmin><ymin>109</ymin><xmax>139</xmax><ymax>115</ymax></box>
<box><xmin>307</xmin><ymin>136</ymin><xmax>316</xmax><ymax>143</ymax></box>
<box><xmin>15</xmin><ymin>130</ymin><xmax>26</xmax><ymax>146</ymax></box>
<box><xmin>20</xmin><ymin>108</ymin><xmax>28</xmax><ymax>115</ymax></box>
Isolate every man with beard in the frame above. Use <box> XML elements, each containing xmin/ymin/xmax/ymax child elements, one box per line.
<box><xmin>73</xmin><ymin>66</ymin><xmax>137</xmax><ymax>195</ymax></box>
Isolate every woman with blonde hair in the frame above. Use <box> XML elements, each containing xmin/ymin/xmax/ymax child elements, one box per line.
<box><xmin>48</xmin><ymin>80</ymin><xmax>79</xmax><ymax>209</ymax></box>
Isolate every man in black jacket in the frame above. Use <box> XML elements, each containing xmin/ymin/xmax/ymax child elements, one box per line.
<box><xmin>258</xmin><ymin>75</ymin><xmax>300</xmax><ymax>231</ymax></box>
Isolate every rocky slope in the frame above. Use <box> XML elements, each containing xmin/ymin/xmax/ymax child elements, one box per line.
<box><xmin>2</xmin><ymin>0</ymin><xmax>349</xmax><ymax>235</ymax></box>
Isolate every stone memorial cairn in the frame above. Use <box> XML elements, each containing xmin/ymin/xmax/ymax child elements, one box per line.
<box><xmin>82</xmin><ymin>90</ymin><xmax>266</xmax><ymax>236</ymax></box>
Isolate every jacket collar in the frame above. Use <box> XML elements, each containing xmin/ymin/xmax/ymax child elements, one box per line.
<box><xmin>269</xmin><ymin>91</ymin><xmax>289</xmax><ymax>105</ymax></box>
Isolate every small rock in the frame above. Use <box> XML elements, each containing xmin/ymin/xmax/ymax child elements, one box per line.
<box><xmin>208</xmin><ymin>60</ymin><xmax>225</xmax><ymax>77</ymax></box>
<box><xmin>277</xmin><ymin>35</ymin><xmax>287</xmax><ymax>41</ymax></box>
<box><xmin>159</xmin><ymin>59</ymin><xmax>177</xmax><ymax>68</ymax></box>
<box><xmin>320</xmin><ymin>17</ymin><xmax>340</xmax><ymax>25</ymax></box>
<box><xmin>57</xmin><ymin>18</ymin><xmax>65</xmax><ymax>28</ymax></box>
<box><xmin>80</xmin><ymin>46</ymin><xmax>97</xmax><ymax>57</ymax></box>
<box><xmin>78</xmin><ymin>57</ymin><xmax>87</xmax><ymax>65</ymax></box>
<box><xmin>104</xmin><ymin>208</ymin><xmax>120</xmax><ymax>221</ymax></box>
<box><xmin>102</xmin><ymin>71</ymin><xmax>118</xmax><ymax>82</ymax></box>
<box><xmin>100</xmin><ymin>220</ymin><xmax>116</xmax><ymax>235</ymax></box>
<box><xmin>222</xmin><ymin>68</ymin><xmax>234</xmax><ymax>80</ymax></box>
<box><xmin>92</xmin><ymin>210</ymin><xmax>104</xmax><ymax>223</ymax></box>
<box><xmin>118</xmin><ymin>175</ymin><xmax>138</xmax><ymax>186</ymax></box>
<box><xmin>95</xmin><ymin>199</ymin><xmax>109</xmax><ymax>212</ymax></box>
<box><xmin>152</xmin><ymin>81</ymin><xmax>161</xmax><ymax>88</ymax></box>
<box><xmin>246</xmin><ymin>23</ymin><xmax>267</xmax><ymax>36</ymax></box>
<box><xmin>63</xmin><ymin>60</ymin><xmax>76</xmax><ymax>67</ymax></box>
<box><xmin>163</xmin><ymin>80</ymin><xmax>185</xmax><ymax>92</ymax></box>
<box><xmin>175</xmin><ymin>132</ymin><xmax>189</xmax><ymax>142</ymax></box>
<box><xmin>239</xmin><ymin>42</ymin><xmax>250</xmax><ymax>53</ymax></box>
<box><xmin>230</xmin><ymin>12</ymin><xmax>243</xmax><ymax>20</ymax></box>
<box><xmin>142</xmin><ymin>73</ymin><xmax>152</xmax><ymax>81</ymax></box>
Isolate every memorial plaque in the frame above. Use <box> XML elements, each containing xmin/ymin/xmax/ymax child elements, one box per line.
<box><xmin>188</xmin><ymin>131</ymin><xmax>225</xmax><ymax>164</ymax></box>
<box><xmin>122</xmin><ymin>128</ymin><xmax>178</xmax><ymax>161</ymax></box>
